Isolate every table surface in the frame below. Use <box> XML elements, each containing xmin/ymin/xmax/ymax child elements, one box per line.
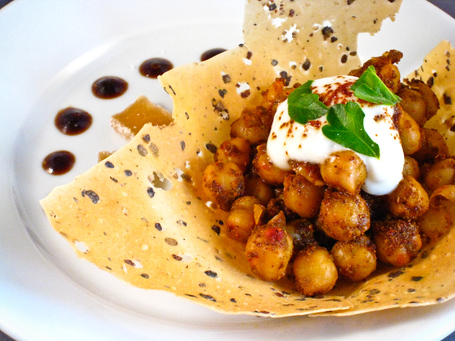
<box><xmin>0</xmin><ymin>0</ymin><xmax>454</xmax><ymax>340</ymax></box>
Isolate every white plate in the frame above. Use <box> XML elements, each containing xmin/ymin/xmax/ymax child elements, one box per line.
<box><xmin>2</xmin><ymin>0</ymin><xmax>455</xmax><ymax>340</ymax></box>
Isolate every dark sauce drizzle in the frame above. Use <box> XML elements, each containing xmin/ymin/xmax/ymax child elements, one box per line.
<box><xmin>55</xmin><ymin>107</ymin><xmax>92</xmax><ymax>135</ymax></box>
<box><xmin>139</xmin><ymin>58</ymin><xmax>174</xmax><ymax>78</ymax></box>
<box><xmin>92</xmin><ymin>76</ymin><xmax>128</xmax><ymax>99</ymax></box>
<box><xmin>42</xmin><ymin>150</ymin><xmax>76</xmax><ymax>175</ymax></box>
<box><xmin>200</xmin><ymin>48</ymin><xmax>227</xmax><ymax>62</ymax></box>
<box><xmin>44</xmin><ymin>48</ymin><xmax>226</xmax><ymax>175</ymax></box>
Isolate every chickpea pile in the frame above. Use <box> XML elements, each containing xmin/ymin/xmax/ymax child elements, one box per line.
<box><xmin>202</xmin><ymin>50</ymin><xmax>453</xmax><ymax>296</ymax></box>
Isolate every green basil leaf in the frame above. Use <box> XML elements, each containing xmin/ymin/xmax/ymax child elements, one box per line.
<box><xmin>351</xmin><ymin>65</ymin><xmax>401</xmax><ymax>105</ymax></box>
<box><xmin>322</xmin><ymin>102</ymin><xmax>380</xmax><ymax>158</ymax></box>
<box><xmin>288</xmin><ymin>80</ymin><xmax>328</xmax><ymax>124</ymax></box>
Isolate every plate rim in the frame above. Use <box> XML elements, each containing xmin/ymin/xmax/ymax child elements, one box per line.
<box><xmin>2</xmin><ymin>0</ymin><xmax>455</xmax><ymax>340</ymax></box>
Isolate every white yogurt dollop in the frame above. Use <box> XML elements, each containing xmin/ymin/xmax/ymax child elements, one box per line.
<box><xmin>266</xmin><ymin>75</ymin><xmax>404</xmax><ymax>196</ymax></box>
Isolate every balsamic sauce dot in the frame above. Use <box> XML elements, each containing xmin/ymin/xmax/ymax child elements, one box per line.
<box><xmin>139</xmin><ymin>58</ymin><xmax>173</xmax><ymax>78</ymax></box>
<box><xmin>42</xmin><ymin>150</ymin><xmax>75</xmax><ymax>175</ymax></box>
<box><xmin>92</xmin><ymin>76</ymin><xmax>128</xmax><ymax>99</ymax></box>
<box><xmin>200</xmin><ymin>48</ymin><xmax>227</xmax><ymax>62</ymax></box>
<box><xmin>55</xmin><ymin>107</ymin><xmax>92</xmax><ymax>135</ymax></box>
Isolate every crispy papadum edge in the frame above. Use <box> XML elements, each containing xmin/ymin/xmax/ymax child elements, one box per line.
<box><xmin>411</xmin><ymin>40</ymin><xmax>455</xmax><ymax>154</ymax></box>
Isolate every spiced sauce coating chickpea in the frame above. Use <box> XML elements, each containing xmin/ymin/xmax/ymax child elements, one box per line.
<box><xmin>388</xmin><ymin>175</ymin><xmax>429</xmax><ymax>220</ymax></box>
<box><xmin>412</xmin><ymin>128</ymin><xmax>449</xmax><ymax>163</ymax></box>
<box><xmin>418</xmin><ymin>205</ymin><xmax>452</xmax><ymax>242</ymax></box>
<box><xmin>246</xmin><ymin>212</ymin><xmax>293</xmax><ymax>281</ymax></box>
<box><xmin>289</xmin><ymin>160</ymin><xmax>325</xmax><ymax>186</ymax></box>
<box><xmin>261</xmin><ymin>78</ymin><xmax>288</xmax><ymax>110</ymax></box>
<box><xmin>202</xmin><ymin>161</ymin><xmax>245</xmax><ymax>211</ymax></box>
<box><xmin>398</xmin><ymin>80</ymin><xmax>439</xmax><ymax>127</ymax></box>
<box><xmin>393</xmin><ymin>106</ymin><xmax>423</xmax><ymax>156</ymax></box>
<box><xmin>396</xmin><ymin>88</ymin><xmax>428</xmax><ymax>127</ymax></box>
<box><xmin>331</xmin><ymin>235</ymin><xmax>377</xmax><ymax>282</ymax></box>
<box><xmin>253</xmin><ymin>144</ymin><xmax>289</xmax><ymax>184</ymax></box>
<box><xmin>226</xmin><ymin>196</ymin><xmax>262</xmax><ymax>243</ymax></box>
<box><xmin>411</xmin><ymin>80</ymin><xmax>439</xmax><ymax>120</ymax></box>
<box><xmin>244</xmin><ymin>176</ymin><xmax>275</xmax><ymax>206</ymax></box>
<box><xmin>214</xmin><ymin>137</ymin><xmax>251</xmax><ymax>173</ymax></box>
<box><xmin>317</xmin><ymin>188</ymin><xmax>370</xmax><ymax>242</ymax></box>
<box><xmin>373</xmin><ymin>219</ymin><xmax>422</xmax><ymax>267</ymax></box>
<box><xmin>320</xmin><ymin>150</ymin><xmax>367</xmax><ymax>194</ymax></box>
<box><xmin>230</xmin><ymin>108</ymin><xmax>271</xmax><ymax>145</ymax></box>
<box><xmin>283</xmin><ymin>173</ymin><xmax>324</xmax><ymax>219</ymax></box>
<box><xmin>424</xmin><ymin>157</ymin><xmax>455</xmax><ymax>192</ymax></box>
<box><xmin>293</xmin><ymin>245</ymin><xmax>338</xmax><ymax>296</ymax></box>
<box><xmin>378</xmin><ymin>63</ymin><xmax>401</xmax><ymax>94</ymax></box>
<box><xmin>402</xmin><ymin>156</ymin><xmax>420</xmax><ymax>179</ymax></box>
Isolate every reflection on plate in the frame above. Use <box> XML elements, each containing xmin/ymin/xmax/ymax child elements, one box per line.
<box><xmin>2</xmin><ymin>0</ymin><xmax>455</xmax><ymax>340</ymax></box>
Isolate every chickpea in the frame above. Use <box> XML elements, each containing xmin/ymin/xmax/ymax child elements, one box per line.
<box><xmin>378</xmin><ymin>63</ymin><xmax>401</xmax><ymax>94</ymax></box>
<box><xmin>349</xmin><ymin>50</ymin><xmax>403</xmax><ymax>93</ymax></box>
<box><xmin>230</xmin><ymin>195</ymin><xmax>260</xmax><ymax>211</ymax></box>
<box><xmin>252</xmin><ymin>105</ymin><xmax>275</xmax><ymax>130</ymax></box>
<box><xmin>293</xmin><ymin>245</ymin><xmax>338</xmax><ymax>296</ymax></box>
<box><xmin>320</xmin><ymin>151</ymin><xmax>367</xmax><ymax>194</ymax></box>
<box><xmin>226</xmin><ymin>196</ymin><xmax>262</xmax><ymax>243</ymax></box>
<box><xmin>226</xmin><ymin>210</ymin><xmax>255</xmax><ymax>243</ymax></box>
<box><xmin>403</xmin><ymin>156</ymin><xmax>420</xmax><ymax>179</ymax></box>
<box><xmin>246</xmin><ymin>212</ymin><xmax>293</xmax><ymax>281</ymax></box>
<box><xmin>230</xmin><ymin>109</ymin><xmax>270</xmax><ymax>145</ymax></box>
<box><xmin>418</xmin><ymin>82</ymin><xmax>439</xmax><ymax>121</ymax></box>
<box><xmin>373</xmin><ymin>219</ymin><xmax>422</xmax><ymax>267</ymax></box>
<box><xmin>283</xmin><ymin>173</ymin><xmax>325</xmax><ymax>219</ymax></box>
<box><xmin>418</xmin><ymin>205</ymin><xmax>452</xmax><ymax>242</ymax></box>
<box><xmin>413</xmin><ymin>128</ymin><xmax>449</xmax><ymax>163</ymax></box>
<box><xmin>202</xmin><ymin>161</ymin><xmax>245</xmax><ymax>211</ymax></box>
<box><xmin>429</xmin><ymin>184</ymin><xmax>455</xmax><ymax>208</ymax></box>
<box><xmin>244</xmin><ymin>175</ymin><xmax>275</xmax><ymax>206</ymax></box>
<box><xmin>415</xmin><ymin>81</ymin><xmax>439</xmax><ymax>119</ymax></box>
<box><xmin>253</xmin><ymin>144</ymin><xmax>289</xmax><ymax>184</ymax></box>
<box><xmin>407</xmin><ymin>79</ymin><xmax>440</xmax><ymax>122</ymax></box>
<box><xmin>317</xmin><ymin>188</ymin><xmax>370</xmax><ymax>242</ymax></box>
<box><xmin>424</xmin><ymin>158</ymin><xmax>455</xmax><ymax>192</ymax></box>
<box><xmin>396</xmin><ymin>88</ymin><xmax>428</xmax><ymax>126</ymax></box>
<box><xmin>289</xmin><ymin>160</ymin><xmax>325</xmax><ymax>186</ymax></box>
<box><xmin>261</xmin><ymin>78</ymin><xmax>286</xmax><ymax>110</ymax></box>
<box><xmin>388</xmin><ymin>175</ymin><xmax>429</xmax><ymax>219</ymax></box>
<box><xmin>394</xmin><ymin>106</ymin><xmax>423</xmax><ymax>155</ymax></box>
<box><xmin>331</xmin><ymin>235</ymin><xmax>377</xmax><ymax>282</ymax></box>
<box><xmin>214</xmin><ymin>137</ymin><xmax>251</xmax><ymax>173</ymax></box>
